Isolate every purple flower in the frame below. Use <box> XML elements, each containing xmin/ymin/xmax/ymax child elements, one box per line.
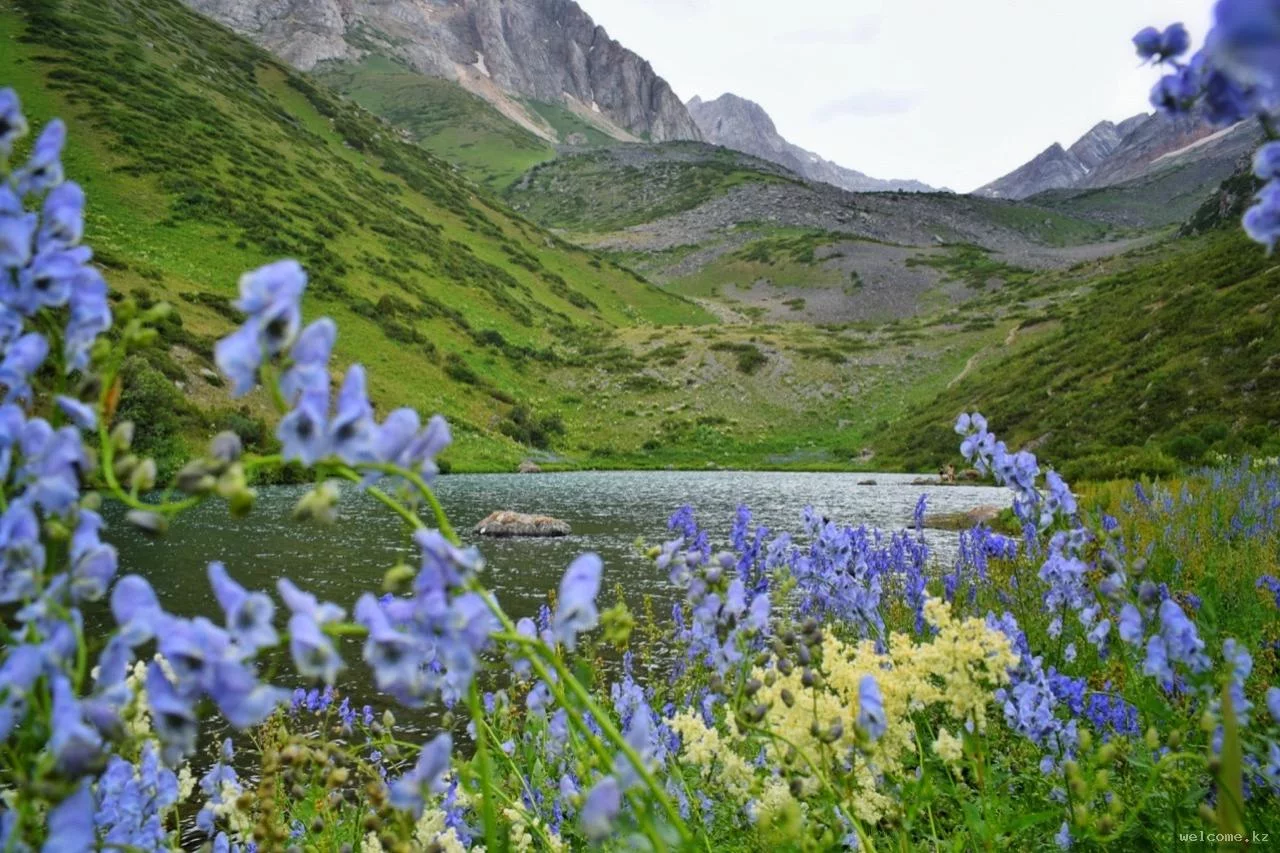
<box><xmin>0</xmin><ymin>205</ymin><xmax>36</xmax><ymax>269</ymax></box>
<box><xmin>857</xmin><ymin>675</ymin><xmax>886</xmax><ymax>740</ymax></box>
<box><xmin>1118</xmin><ymin>604</ymin><xmax>1143</xmax><ymax>645</ymax></box>
<box><xmin>235</xmin><ymin>260</ymin><xmax>305</xmax><ymax>354</ymax></box>
<box><xmin>277</xmin><ymin>393</ymin><xmax>328</xmax><ymax>465</ymax></box>
<box><xmin>1134</xmin><ymin>23</ymin><xmax>1190</xmax><ymax>62</ymax></box>
<box><xmin>44</xmin><ymin>781</ymin><xmax>94</xmax><ymax>852</ymax></box>
<box><xmin>1244</xmin><ymin>183</ymin><xmax>1280</xmax><ymax>252</ymax></box>
<box><xmin>389</xmin><ymin>733</ymin><xmax>452</xmax><ymax>815</ymax></box>
<box><xmin>49</xmin><ymin>674</ymin><xmax>102</xmax><ymax>775</ymax></box>
<box><xmin>581</xmin><ymin>776</ymin><xmax>622</xmax><ymax>842</ymax></box>
<box><xmin>1208</xmin><ymin>0</ymin><xmax>1280</xmax><ymax>88</ymax></box>
<box><xmin>328</xmin><ymin>365</ymin><xmax>375</xmax><ymax>463</ymax></box>
<box><xmin>0</xmin><ymin>88</ymin><xmax>28</xmax><ymax>155</ymax></box>
<box><xmin>0</xmin><ymin>333</ymin><xmax>47</xmax><ymax>403</ymax></box>
<box><xmin>1150</xmin><ymin>67</ymin><xmax>1200</xmax><ymax>113</ymax></box>
<box><xmin>38</xmin><ymin>181</ymin><xmax>84</xmax><ymax>251</ymax></box>
<box><xmin>69</xmin><ymin>508</ymin><xmax>117</xmax><ymax>601</ymax></box>
<box><xmin>208</xmin><ymin>561</ymin><xmax>279</xmax><ymax>653</ymax></box>
<box><xmin>14</xmin><ymin>118</ymin><xmax>66</xmax><ymax>196</ymax></box>
<box><xmin>280</xmin><ymin>318</ymin><xmax>335</xmax><ymax>403</ymax></box>
<box><xmin>0</xmin><ymin>502</ymin><xmax>45</xmax><ymax>603</ymax></box>
<box><xmin>145</xmin><ymin>662</ymin><xmax>198</xmax><ymax>764</ymax></box>
<box><xmin>277</xmin><ymin>578</ymin><xmax>345</xmax><ymax>683</ymax></box>
<box><xmin>54</xmin><ymin>395</ymin><xmax>96</xmax><ymax>431</ymax></box>
<box><xmin>1266</xmin><ymin>686</ymin><xmax>1280</xmax><ymax>723</ymax></box>
<box><xmin>214</xmin><ymin>321</ymin><xmax>262</xmax><ymax>398</ymax></box>
<box><xmin>1255</xmin><ymin>142</ymin><xmax>1280</xmax><ymax>181</ymax></box>
<box><xmin>552</xmin><ymin>553</ymin><xmax>603</xmax><ymax>650</ymax></box>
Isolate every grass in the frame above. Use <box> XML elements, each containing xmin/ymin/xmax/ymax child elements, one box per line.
<box><xmin>504</xmin><ymin>144</ymin><xmax>799</xmax><ymax>231</ymax></box>
<box><xmin>905</xmin><ymin>243</ymin><xmax>1036</xmax><ymax>290</ymax></box>
<box><xmin>873</xmin><ymin>227</ymin><xmax>1280</xmax><ymax>480</ymax></box>
<box><xmin>312</xmin><ymin>56</ymin><xmax>554</xmax><ymax>191</ymax></box>
<box><xmin>1</xmin><ymin>0</ymin><xmax>711</xmax><ymax>472</ymax></box>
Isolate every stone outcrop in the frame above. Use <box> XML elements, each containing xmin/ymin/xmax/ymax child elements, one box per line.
<box><xmin>975</xmin><ymin>111</ymin><xmax>1236</xmax><ymax>200</ymax></box>
<box><xmin>182</xmin><ymin>0</ymin><xmax>703</xmax><ymax>143</ymax></box>
<box><xmin>922</xmin><ymin>505</ymin><xmax>1003</xmax><ymax>531</ymax></box>
<box><xmin>474</xmin><ymin>511</ymin><xmax>570</xmax><ymax>537</ymax></box>
<box><xmin>687</xmin><ymin>93</ymin><xmax>935</xmax><ymax>193</ymax></box>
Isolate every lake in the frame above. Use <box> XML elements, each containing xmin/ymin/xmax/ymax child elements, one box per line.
<box><xmin>100</xmin><ymin>471</ymin><xmax>1009</xmax><ymax>734</ymax></box>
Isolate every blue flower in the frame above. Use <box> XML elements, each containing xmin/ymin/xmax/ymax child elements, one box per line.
<box><xmin>0</xmin><ymin>333</ymin><xmax>47</xmax><ymax>403</ymax></box>
<box><xmin>64</xmin><ymin>267</ymin><xmax>110</xmax><ymax>372</ymax></box>
<box><xmin>43</xmin><ymin>780</ymin><xmax>94</xmax><ymax>853</ymax></box>
<box><xmin>54</xmin><ymin>395</ymin><xmax>95</xmax><ymax>431</ymax></box>
<box><xmin>1118</xmin><ymin>604</ymin><xmax>1143</xmax><ymax>645</ymax></box>
<box><xmin>1207</xmin><ymin>0</ymin><xmax>1280</xmax><ymax>88</ymax></box>
<box><xmin>144</xmin><ymin>661</ymin><xmax>199</xmax><ymax>764</ymax></box>
<box><xmin>14</xmin><ymin>118</ymin><xmax>65</xmax><ymax>196</ymax></box>
<box><xmin>235</xmin><ymin>260</ymin><xmax>305</xmax><ymax>355</ymax></box>
<box><xmin>0</xmin><ymin>88</ymin><xmax>28</xmax><ymax>155</ymax></box>
<box><xmin>1244</xmin><ymin>182</ymin><xmax>1280</xmax><ymax>252</ymax></box>
<box><xmin>1222</xmin><ymin>638</ymin><xmax>1253</xmax><ymax>725</ymax></box>
<box><xmin>277</xmin><ymin>393</ymin><xmax>329</xmax><ymax>465</ymax></box>
<box><xmin>328</xmin><ymin>365</ymin><xmax>375</xmax><ymax>464</ymax></box>
<box><xmin>1150</xmin><ymin>67</ymin><xmax>1200</xmax><ymax>113</ymax></box>
<box><xmin>277</xmin><ymin>578</ymin><xmax>345</xmax><ymax>684</ymax></box>
<box><xmin>552</xmin><ymin>553</ymin><xmax>603</xmax><ymax>650</ymax></box>
<box><xmin>68</xmin><ymin>508</ymin><xmax>117</xmax><ymax>601</ymax></box>
<box><xmin>580</xmin><ymin>776</ymin><xmax>622</xmax><ymax>842</ymax></box>
<box><xmin>1143</xmin><ymin>635</ymin><xmax>1172</xmax><ymax>685</ymax></box>
<box><xmin>37</xmin><ymin>181</ymin><xmax>84</xmax><ymax>251</ymax></box>
<box><xmin>48</xmin><ymin>674</ymin><xmax>101</xmax><ymax>775</ymax></box>
<box><xmin>208</xmin><ymin>561</ymin><xmax>278</xmax><ymax>653</ymax></box>
<box><xmin>0</xmin><ymin>204</ymin><xmax>36</xmax><ymax>270</ymax></box>
<box><xmin>1055</xmin><ymin>821</ymin><xmax>1072</xmax><ymax>850</ymax></box>
<box><xmin>355</xmin><ymin>593</ymin><xmax>427</xmax><ymax>699</ymax></box>
<box><xmin>1267</xmin><ymin>686</ymin><xmax>1280</xmax><ymax>723</ymax></box>
<box><xmin>389</xmin><ymin>733</ymin><xmax>452</xmax><ymax>816</ymax></box>
<box><xmin>0</xmin><ymin>502</ymin><xmax>44</xmax><ymax>603</ymax></box>
<box><xmin>857</xmin><ymin>675</ymin><xmax>887</xmax><ymax>740</ymax></box>
<box><xmin>1134</xmin><ymin>23</ymin><xmax>1190</xmax><ymax>62</ymax></box>
<box><xmin>279</xmin><ymin>318</ymin><xmax>335</xmax><ymax>404</ymax></box>
<box><xmin>1254</xmin><ymin>142</ymin><xmax>1280</xmax><ymax>181</ymax></box>
<box><xmin>1157</xmin><ymin>598</ymin><xmax>1209</xmax><ymax>672</ymax></box>
<box><xmin>214</xmin><ymin>320</ymin><xmax>262</xmax><ymax>398</ymax></box>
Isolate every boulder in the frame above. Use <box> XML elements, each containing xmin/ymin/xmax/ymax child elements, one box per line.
<box><xmin>517</xmin><ymin>460</ymin><xmax>543</xmax><ymax>474</ymax></box>
<box><xmin>922</xmin><ymin>505</ymin><xmax>1003</xmax><ymax>531</ymax></box>
<box><xmin>857</xmin><ymin>479</ymin><xmax>877</xmax><ymax>486</ymax></box>
<box><xmin>474</xmin><ymin>511</ymin><xmax>570</xmax><ymax>538</ymax></box>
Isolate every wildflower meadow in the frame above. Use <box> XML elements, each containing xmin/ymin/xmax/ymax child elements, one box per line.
<box><xmin>1</xmin><ymin>2</ymin><xmax>1280</xmax><ymax>851</ymax></box>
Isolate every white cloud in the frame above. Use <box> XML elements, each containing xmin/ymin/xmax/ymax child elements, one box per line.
<box><xmin>574</xmin><ymin>0</ymin><xmax>1217</xmax><ymax>191</ymax></box>
<box><xmin>814</xmin><ymin>90</ymin><xmax>916</xmax><ymax>120</ymax></box>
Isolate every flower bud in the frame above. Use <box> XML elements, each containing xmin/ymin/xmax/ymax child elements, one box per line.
<box><xmin>383</xmin><ymin>564</ymin><xmax>417</xmax><ymax>594</ymax></box>
<box><xmin>177</xmin><ymin>461</ymin><xmax>215</xmax><ymax>495</ymax></box>
<box><xmin>382</xmin><ymin>710</ymin><xmax>396</xmax><ymax>730</ymax></box>
<box><xmin>210</xmin><ymin>431</ymin><xmax>243</xmax><ymax>465</ymax></box>
<box><xmin>1198</xmin><ymin>803</ymin><xmax>1217</xmax><ymax>825</ymax></box>
<box><xmin>111</xmin><ymin>421</ymin><xmax>135</xmax><ymax>451</ymax></box>
<box><xmin>780</xmin><ymin>689</ymin><xmax>795</xmax><ymax>708</ymax></box>
<box><xmin>130</xmin><ymin>458</ymin><xmax>157</xmax><ymax>492</ymax></box>
<box><xmin>1097</xmin><ymin>743</ymin><xmax>1117</xmax><ymax>765</ymax></box>
<box><xmin>1167</xmin><ymin>729</ymin><xmax>1183</xmax><ymax>748</ymax></box>
<box><xmin>1078</xmin><ymin>729</ymin><xmax>1093</xmax><ymax>753</ymax></box>
<box><xmin>228</xmin><ymin>488</ymin><xmax>255</xmax><ymax>518</ymax></box>
<box><xmin>1145</xmin><ymin>727</ymin><xmax>1160</xmax><ymax>749</ymax></box>
<box><xmin>143</xmin><ymin>302</ymin><xmax>173</xmax><ymax>323</ymax></box>
<box><xmin>126</xmin><ymin>510</ymin><xmax>168</xmax><ymax>536</ymax></box>
<box><xmin>130</xmin><ymin>327</ymin><xmax>159</xmax><ymax>347</ymax></box>
<box><xmin>744</xmin><ymin>678</ymin><xmax>762</xmax><ymax>697</ymax></box>
<box><xmin>114</xmin><ymin>453</ymin><xmax>138</xmax><ymax>480</ymax></box>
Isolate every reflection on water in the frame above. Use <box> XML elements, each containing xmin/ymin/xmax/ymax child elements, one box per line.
<box><xmin>100</xmin><ymin>471</ymin><xmax>1009</xmax><ymax>736</ymax></box>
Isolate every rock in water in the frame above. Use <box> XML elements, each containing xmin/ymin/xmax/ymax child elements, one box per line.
<box><xmin>518</xmin><ymin>460</ymin><xmax>543</xmax><ymax>474</ymax></box>
<box><xmin>922</xmin><ymin>505</ymin><xmax>1003</xmax><ymax>531</ymax></box>
<box><xmin>474</xmin><ymin>511</ymin><xmax>570</xmax><ymax>537</ymax></box>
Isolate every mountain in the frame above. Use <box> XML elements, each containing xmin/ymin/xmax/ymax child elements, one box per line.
<box><xmin>180</xmin><ymin>0</ymin><xmax>703</xmax><ymax>145</ymax></box>
<box><xmin>975</xmin><ymin>112</ymin><xmax>1234</xmax><ymax>200</ymax></box>
<box><xmin>686</xmin><ymin>93</ymin><xmax>935</xmax><ymax>193</ymax></box>
<box><xmin>2</xmin><ymin>0</ymin><xmax>712</xmax><ymax>473</ymax></box>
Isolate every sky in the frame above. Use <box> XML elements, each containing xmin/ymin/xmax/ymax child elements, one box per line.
<box><xmin>574</xmin><ymin>0</ymin><xmax>1217</xmax><ymax>192</ymax></box>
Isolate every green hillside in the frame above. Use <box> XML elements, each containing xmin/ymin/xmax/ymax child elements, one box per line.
<box><xmin>872</xmin><ymin>227</ymin><xmax>1280</xmax><ymax>479</ymax></box>
<box><xmin>1</xmin><ymin>0</ymin><xmax>713</xmax><ymax>472</ymax></box>
<box><xmin>314</xmin><ymin>56</ymin><xmax>556</xmax><ymax>191</ymax></box>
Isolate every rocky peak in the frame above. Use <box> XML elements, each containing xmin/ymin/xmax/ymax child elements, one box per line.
<box><xmin>975</xmin><ymin>142</ymin><xmax>1088</xmax><ymax>199</ymax></box>
<box><xmin>181</xmin><ymin>0</ymin><xmax>703</xmax><ymax>143</ymax></box>
<box><xmin>1066</xmin><ymin>120</ymin><xmax>1122</xmax><ymax>170</ymax></box>
<box><xmin>687</xmin><ymin>92</ymin><xmax>934</xmax><ymax>193</ymax></box>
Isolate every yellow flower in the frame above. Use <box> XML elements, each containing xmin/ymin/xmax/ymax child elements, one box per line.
<box><xmin>933</xmin><ymin>728</ymin><xmax>964</xmax><ymax>764</ymax></box>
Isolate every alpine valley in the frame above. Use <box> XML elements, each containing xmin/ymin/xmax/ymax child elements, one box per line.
<box><xmin>4</xmin><ymin>0</ymin><xmax>1278</xmax><ymax>479</ymax></box>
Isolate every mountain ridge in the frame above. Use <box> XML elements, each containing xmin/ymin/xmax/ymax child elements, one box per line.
<box><xmin>687</xmin><ymin>92</ymin><xmax>935</xmax><ymax>194</ymax></box>
<box><xmin>180</xmin><ymin>0</ymin><xmax>703</xmax><ymax>144</ymax></box>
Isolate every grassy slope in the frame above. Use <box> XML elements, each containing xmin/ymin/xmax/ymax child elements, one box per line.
<box><xmin>1</xmin><ymin>0</ymin><xmax>713</xmax><ymax>472</ymax></box>
<box><xmin>313</xmin><ymin>56</ymin><xmax>555</xmax><ymax>192</ymax></box>
<box><xmin>872</xmin><ymin>227</ymin><xmax>1280</xmax><ymax>479</ymax></box>
<box><xmin>504</xmin><ymin>144</ymin><xmax>800</xmax><ymax>231</ymax></box>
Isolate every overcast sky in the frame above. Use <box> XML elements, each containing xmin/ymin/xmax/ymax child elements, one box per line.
<box><xmin>574</xmin><ymin>0</ymin><xmax>1217</xmax><ymax>192</ymax></box>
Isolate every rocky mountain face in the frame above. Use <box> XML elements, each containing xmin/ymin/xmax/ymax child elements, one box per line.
<box><xmin>976</xmin><ymin>112</ymin><xmax>1229</xmax><ymax>199</ymax></box>
<box><xmin>687</xmin><ymin>93</ymin><xmax>935</xmax><ymax>193</ymax></box>
<box><xmin>181</xmin><ymin>0</ymin><xmax>703</xmax><ymax>143</ymax></box>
